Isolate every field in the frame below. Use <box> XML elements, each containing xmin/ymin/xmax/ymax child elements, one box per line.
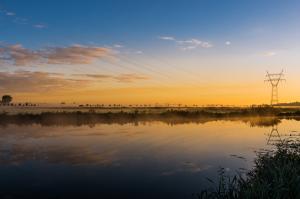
<box><xmin>1</xmin><ymin>105</ymin><xmax>300</xmax><ymax>117</ymax></box>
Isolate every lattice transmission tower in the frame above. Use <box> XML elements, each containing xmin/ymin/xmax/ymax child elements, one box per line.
<box><xmin>265</xmin><ymin>70</ymin><xmax>285</xmax><ymax>105</ymax></box>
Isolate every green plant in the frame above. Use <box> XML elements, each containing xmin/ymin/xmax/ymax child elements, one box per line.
<box><xmin>197</xmin><ymin>140</ymin><xmax>300</xmax><ymax>199</ymax></box>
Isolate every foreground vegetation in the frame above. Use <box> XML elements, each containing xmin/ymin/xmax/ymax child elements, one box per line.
<box><xmin>196</xmin><ymin>140</ymin><xmax>300</xmax><ymax>199</ymax></box>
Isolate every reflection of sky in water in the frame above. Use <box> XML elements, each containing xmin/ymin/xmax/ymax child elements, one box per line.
<box><xmin>0</xmin><ymin>119</ymin><xmax>298</xmax><ymax>198</ymax></box>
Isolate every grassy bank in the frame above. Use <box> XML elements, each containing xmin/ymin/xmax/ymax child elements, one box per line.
<box><xmin>1</xmin><ymin>105</ymin><xmax>300</xmax><ymax>116</ymax></box>
<box><xmin>196</xmin><ymin>140</ymin><xmax>300</xmax><ymax>199</ymax></box>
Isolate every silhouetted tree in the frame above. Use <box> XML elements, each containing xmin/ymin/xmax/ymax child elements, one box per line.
<box><xmin>2</xmin><ymin>95</ymin><xmax>12</xmax><ymax>105</ymax></box>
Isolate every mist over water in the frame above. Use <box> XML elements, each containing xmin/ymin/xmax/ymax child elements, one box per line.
<box><xmin>0</xmin><ymin>118</ymin><xmax>298</xmax><ymax>198</ymax></box>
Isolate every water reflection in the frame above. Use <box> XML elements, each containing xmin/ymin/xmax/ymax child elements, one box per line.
<box><xmin>266</xmin><ymin>125</ymin><xmax>282</xmax><ymax>145</ymax></box>
<box><xmin>0</xmin><ymin>144</ymin><xmax>118</xmax><ymax>166</ymax></box>
<box><xmin>265</xmin><ymin>125</ymin><xmax>300</xmax><ymax>146</ymax></box>
<box><xmin>0</xmin><ymin>118</ymin><xmax>298</xmax><ymax>198</ymax></box>
<box><xmin>0</xmin><ymin>119</ymin><xmax>297</xmax><ymax>168</ymax></box>
<box><xmin>0</xmin><ymin>114</ymin><xmax>282</xmax><ymax>127</ymax></box>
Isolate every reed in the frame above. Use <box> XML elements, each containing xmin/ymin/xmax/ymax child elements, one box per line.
<box><xmin>196</xmin><ymin>139</ymin><xmax>300</xmax><ymax>199</ymax></box>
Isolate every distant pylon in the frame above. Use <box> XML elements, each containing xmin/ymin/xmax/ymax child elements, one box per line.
<box><xmin>265</xmin><ymin>70</ymin><xmax>285</xmax><ymax>105</ymax></box>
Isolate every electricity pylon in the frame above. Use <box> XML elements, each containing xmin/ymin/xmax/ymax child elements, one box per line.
<box><xmin>265</xmin><ymin>70</ymin><xmax>285</xmax><ymax>105</ymax></box>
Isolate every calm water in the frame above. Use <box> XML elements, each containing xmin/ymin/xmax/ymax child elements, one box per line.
<box><xmin>0</xmin><ymin>118</ymin><xmax>299</xmax><ymax>198</ymax></box>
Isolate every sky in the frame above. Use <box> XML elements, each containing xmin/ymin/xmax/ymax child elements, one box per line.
<box><xmin>1</xmin><ymin>0</ymin><xmax>300</xmax><ymax>105</ymax></box>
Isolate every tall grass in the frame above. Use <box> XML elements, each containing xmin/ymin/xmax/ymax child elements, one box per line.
<box><xmin>196</xmin><ymin>140</ymin><xmax>300</xmax><ymax>199</ymax></box>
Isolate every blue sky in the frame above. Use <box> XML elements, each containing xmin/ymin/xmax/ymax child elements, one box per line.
<box><xmin>1</xmin><ymin>0</ymin><xmax>300</xmax><ymax>104</ymax></box>
<box><xmin>1</xmin><ymin>0</ymin><xmax>299</xmax><ymax>49</ymax></box>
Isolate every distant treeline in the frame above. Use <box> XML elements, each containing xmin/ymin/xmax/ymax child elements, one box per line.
<box><xmin>0</xmin><ymin>102</ymin><xmax>38</xmax><ymax>107</ymax></box>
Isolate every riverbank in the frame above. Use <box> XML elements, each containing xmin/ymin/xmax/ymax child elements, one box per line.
<box><xmin>1</xmin><ymin>105</ymin><xmax>300</xmax><ymax>116</ymax></box>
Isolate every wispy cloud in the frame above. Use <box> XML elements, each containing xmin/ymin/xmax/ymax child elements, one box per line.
<box><xmin>178</xmin><ymin>39</ymin><xmax>213</xmax><ymax>50</ymax></box>
<box><xmin>79</xmin><ymin>74</ymin><xmax>112</xmax><ymax>79</ymax></box>
<box><xmin>45</xmin><ymin>45</ymin><xmax>112</xmax><ymax>65</ymax></box>
<box><xmin>158</xmin><ymin>36</ymin><xmax>175</xmax><ymax>41</ymax></box>
<box><xmin>0</xmin><ymin>8</ymin><xmax>15</xmax><ymax>16</ymax></box>
<box><xmin>0</xmin><ymin>44</ymin><xmax>41</xmax><ymax>66</ymax></box>
<box><xmin>75</xmin><ymin>73</ymin><xmax>149</xmax><ymax>83</ymax></box>
<box><xmin>13</xmin><ymin>17</ymin><xmax>28</xmax><ymax>25</ymax></box>
<box><xmin>225</xmin><ymin>41</ymin><xmax>231</xmax><ymax>45</ymax></box>
<box><xmin>262</xmin><ymin>51</ymin><xmax>277</xmax><ymax>57</ymax></box>
<box><xmin>0</xmin><ymin>71</ymin><xmax>88</xmax><ymax>92</ymax></box>
<box><xmin>134</xmin><ymin>50</ymin><xmax>143</xmax><ymax>54</ymax></box>
<box><xmin>33</xmin><ymin>24</ymin><xmax>47</xmax><ymax>29</ymax></box>
<box><xmin>0</xmin><ymin>6</ymin><xmax>46</xmax><ymax>28</ymax></box>
<box><xmin>0</xmin><ymin>44</ymin><xmax>113</xmax><ymax>66</ymax></box>
<box><xmin>0</xmin><ymin>70</ymin><xmax>149</xmax><ymax>93</ymax></box>
<box><xmin>113</xmin><ymin>44</ymin><xmax>123</xmax><ymax>48</ymax></box>
<box><xmin>114</xmin><ymin>73</ymin><xmax>149</xmax><ymax>82</ymax></box>
<box><xmin>5</xmin><ymin>12</ymin><xmax>15</xmax><ymax>16</ymax></box>
<box><xmin>159</xmin><ymin>36</ymin><xmax>213</xmax><ymax>50</ymax></box>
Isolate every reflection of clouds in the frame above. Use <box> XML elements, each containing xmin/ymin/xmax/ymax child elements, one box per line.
<box><xmin>0</xmin><ymin>125</ymin><xmax>107</xmax><ymax>139</ymax></box>
<box><xmin>161</xmin><ymin>161</ymin><xmax>212</xmax><ymax>176</ymax></box>
<box><xmin>0</xmin><ymin>125</ymin><xmax>144</xmax><ymax>140</ymax></box>
<box><xmin>0</xmin><ymin>125</ymin><xmax>123</xmax><ymax>166</ymax></box>
<box><xmin>114</xmin><ymin>128</ymin><xmax>145</xmax><ymax>137</ymax></box>
<box><xmin>0</xmin><ymin>125</ymin><xmax>150</xmax><ymax>166</ymax></box>
<box><xmin>230</xmin><ymin>154</ymin><xmax>247</xmax><ymax>161</ymax></box>
<box><xmin>0</xmin><ymin>143</ymin><xmax>119</xmax><ymax>166</ymax></box>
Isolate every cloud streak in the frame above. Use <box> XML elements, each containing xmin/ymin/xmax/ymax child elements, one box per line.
<box><xmin>262</xmin><ymin>51</ymin><xmax>277</xmax><ymax>57</ymax></box>
<box><xmin>33</xmin><ymin>24</ymin><xmax>47</xmax><ymax>29</ymax></box>
<box><xmin>45</xmin><ymin>45</ymin><xmax>112</xmax><ymax>65</ymax></box>
<box><xmin>159</xmin><ymin>36</ymin><xmax>213</xmax><ymax>50</ymax></box>
<box><xmin>158</xmin><ymin>36</ymin><xmax>175</xmax><ymax>41</ymax></box>
<box><xmin>1</xmin><ymin>44</ymin><xmax>41</xmax><ymax>66</ymax></box>
<box><xmin>0</xmin><ymin>71</ymin><xmax>150</xmax><ymax>93</ymax></box>
<box><xmin>5</xmin><ymin>12</ymin><xmax>15</xmax><ymax>16</ymax></box>
<box><xmin>0</xmin><ymin>6</ymin><xmax>46</xmax><ymax>27</ymax></box>
<box><xmin>0</xmin><ymin>71</ymin><xmax>88</xmax><ymax>92</ymax></box>
<box><xmin>75</xmin><ymin>73</ymin><xmax>150</xmax><ymax>83</ymax></box>
<box><xmin>0</xmin><ymin>44</ymin><xmax>112</xmax><ymax>66</ymax></box>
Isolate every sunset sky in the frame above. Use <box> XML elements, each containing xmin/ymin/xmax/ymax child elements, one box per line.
<box><xmin>1</xmin><ymin>0</ymin><xmax>300</xmax><ymax>105</ymax></box>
